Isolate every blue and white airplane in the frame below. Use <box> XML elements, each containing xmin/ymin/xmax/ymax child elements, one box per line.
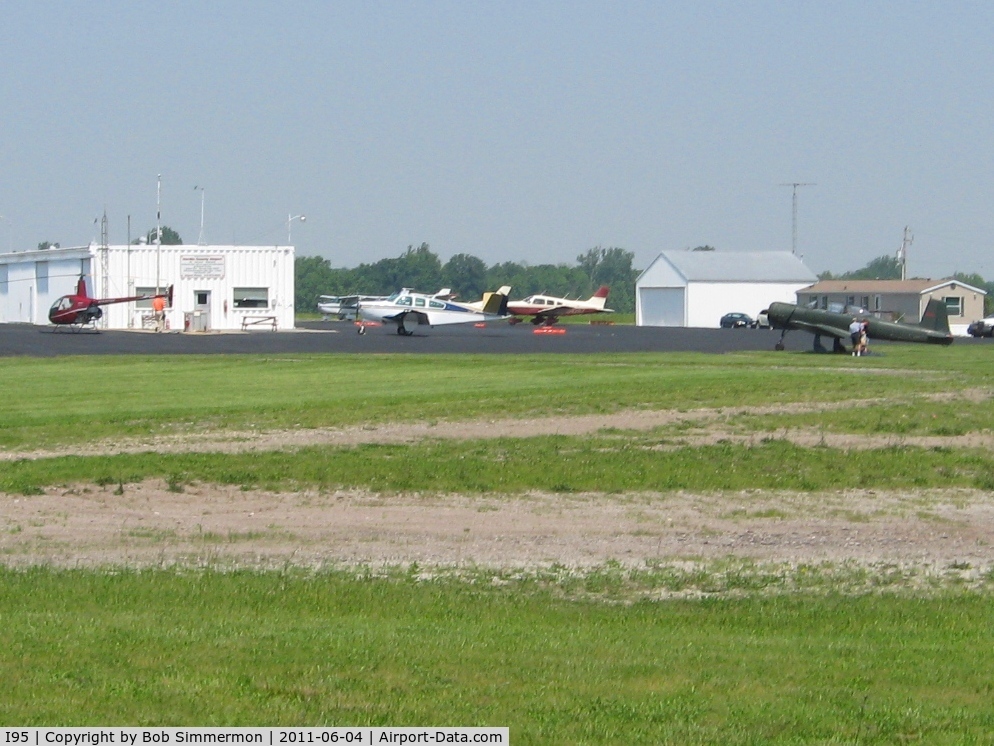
<box><xmin>356</xmin><ymin>287</ymin><xmax>510</xmax><ymax>335</ymax></box>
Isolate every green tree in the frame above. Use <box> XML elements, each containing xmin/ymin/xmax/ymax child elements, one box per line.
<box><xmin>822</xmin><ymin>255</ymin><xmax>902</xmax><ymax>281</ymax></box>
<box><xmin>575</xmin><ymin>246</ymin><xmax>638</xmax><ymax>313</ymax></box>
<box><xmin>443</xmin><ymin>253</ymin><xmax>488</xmax><ymax>300</ymax></box>
<box><xmin>135</xmin><ymin>226</ymin><xmax>183</xmax><ymax>245</ymax></box>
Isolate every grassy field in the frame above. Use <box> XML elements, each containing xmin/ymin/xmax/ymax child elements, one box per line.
<box><xmin>2</xmin><ymin>345</ymin><xmax>994</xmax><ymax>738</ymax></box>
<box><xmin>0</xmin><ymin>346</ymin><xmax>988</xmax><ymax>450</ymax></box>
<box><xmin>2</xmin><ymin>568</ymin><xmax>993</xmax><ymax>743</ymax></box>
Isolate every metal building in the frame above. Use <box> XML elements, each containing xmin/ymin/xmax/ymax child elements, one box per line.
<box><xmin>636</xmin><ymin>250</ymin><xmax>817</xmax><ymax>327</ymax></box>
<box><xmin>0</xmin><ymin>243</ymin><xmax>295</xmax><ymax>331</ymax></box>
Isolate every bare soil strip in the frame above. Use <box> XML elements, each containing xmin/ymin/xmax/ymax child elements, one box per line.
<box><xmin>2</xmin><ymin>482</ymin><xmax>991</xmax><ymax>576</ymax></box>
<box><xmin>3</xmin><ymin>394</ymin><xmax>992</xmax><ymax>578</ymax></box>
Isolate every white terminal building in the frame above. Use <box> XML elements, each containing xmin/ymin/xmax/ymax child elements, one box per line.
<box><xmin>0</xmin><ymin>243</ymin><xmax>295</xmax><ymax>330</ymax></box>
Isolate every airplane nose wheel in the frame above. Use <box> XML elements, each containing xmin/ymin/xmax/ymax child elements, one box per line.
<box><xmin>357</xmin><ymin>325</ymin><xmax>366</xmax><ymax>335</ymax></box>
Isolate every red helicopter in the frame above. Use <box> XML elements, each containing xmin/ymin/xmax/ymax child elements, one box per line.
<box><xmin>48</xmin><ymin>276</ymin><xmax>173</xmax><ymax>330</ymax></box>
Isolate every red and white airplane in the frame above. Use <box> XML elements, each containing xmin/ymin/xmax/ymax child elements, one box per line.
<box><xmin>48</xmin><ymin>276</ymin><xmax>172</xmax><ymax>330</ymax></box>
<box><xmin>507</xmin><ymin>286</ymin><xmax>613</xmax><ymax>325</ymax></box>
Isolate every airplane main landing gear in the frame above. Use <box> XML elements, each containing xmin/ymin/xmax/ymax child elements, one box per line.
<box><xmin>775</xmin><ymin>329</ymin><xmax>787</xmax><ymax>351</ymax></box>
<box><xmin>357</xmin><ymin>325</ymin><xmax>366</xmax><ymax>335</ymax></box>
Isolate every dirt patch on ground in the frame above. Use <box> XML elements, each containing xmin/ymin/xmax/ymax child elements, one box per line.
<box><xmin>3</xmin><ymin>397</ymin><xmax>992</xmax><ymax>580</ymax></box>
<box><xmin>2</xmin><ymin>482</ymin><xmax>991</xmax><ymax>576</ymax></box>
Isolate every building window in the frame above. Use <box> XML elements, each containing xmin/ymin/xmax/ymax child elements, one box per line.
<box><xmin>135</xmin><ymin>287</ymin><xmax>173</xmax><ymax>309</ymax></box>
<box><xmin>233</xmin><ymin>287</ymin><xmax>269</xmax><ymax>309</ymax></box>
<box><xmin>943</xmin><ymin>296</ymin><xmax>963</xmax><ymax>316</ymax></box>
<box><xmin>821</xmin><ymin>296</ymin><xmax>828</xmax><ymax>310</ymax></box>
<box><xmin>36</xmin><ymin>261</ymin><xmax>48</xmax><ymax>294</ymax></box>
<box><xmin>874</xmin><ymin>295</ymin><xmax>882</xmax><ymax>311</ymax></box>
<box><xmin>861</xmin><ymin>296</ymin><xmax>869</xmax><ymax>309</ymax></box>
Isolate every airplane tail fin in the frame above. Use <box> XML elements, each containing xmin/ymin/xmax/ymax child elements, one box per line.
<box><xmin>77</xmin><ymin>275</ymin><xmax>88</xmax><ymax>297</ymax></box>
<box><xmin>482</xmin><ymin>288</ymin><xmax>509</xmax><ymax>316</ymax></box>
<box><xmin>588</xmin><ymin>285</ymin><xmax>610</xmax><ymax>309</ymax></box>
<box><xmin>919</xmin><ymin>299</ymin><xmax>950</xmax><ymax>335</ymax></box>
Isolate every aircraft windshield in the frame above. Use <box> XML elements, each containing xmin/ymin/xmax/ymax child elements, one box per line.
<box><xmin>50</xmin><ymin>297</ymin><xmax>72</xmax><ymax>312</ymax></box>
<box><xmin>386</xmin><ymin>292</ymin><xmax>401</xmax><ymax>302</ymax></box>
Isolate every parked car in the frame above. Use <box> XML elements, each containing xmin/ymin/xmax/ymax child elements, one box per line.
<box><xmin>720</xmin><ymin>312</ymin><xmax>754</xmax><ymax>329</ymax></box>
<box><xmin>967</xmin><ymin>317</ymin><xmax>994</xmax><ymax>337</ymax></box>
<box><xmin>755</xmin><ymin>309</ymin><xmax>770</xmax><ymax>328</ymax></box>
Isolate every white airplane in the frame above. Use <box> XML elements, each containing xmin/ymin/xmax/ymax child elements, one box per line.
<box><xmin>507</xmin><ymin>285</ymin><xmax>613</xmax><ymax>325</ymax></box>
<box><xmin>317</xmin><ymin>294</ymin><xmax>388</xmax><ymax>320</ymax></box>
<box><xmin>319</xmin><ymin>288</ymin><xmax>458</xmax><ymax>320</ymax></box>
<box><xmin>356</xmin><ymin>287</ymin><xmax>510</xmax><ymax>335</ymax></box>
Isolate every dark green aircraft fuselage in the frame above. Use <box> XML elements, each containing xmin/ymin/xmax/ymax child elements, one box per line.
<box><xmin>767</xmin><ymin>299</ymin><xmax>954</xmax><ymax>351</ymax></box>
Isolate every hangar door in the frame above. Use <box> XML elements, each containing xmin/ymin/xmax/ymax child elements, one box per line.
<box><xmin>638</xmin><ymin>288</ymin><xmax>685</xmax><ymax>326</ymax></box>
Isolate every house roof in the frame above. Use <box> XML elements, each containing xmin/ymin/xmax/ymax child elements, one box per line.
<box><xmin>652</xmin><ymin>251</ymin><xmax>818</xmax><ymax>283</ymax></box>
<box><xmin>801</xmin><ymin>279</ymin><xmax>986</xmax><ymax>296</ymax></box>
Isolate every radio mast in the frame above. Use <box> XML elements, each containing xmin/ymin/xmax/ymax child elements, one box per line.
<box><xmin>780</xmin><ymin>182</ymin><xmax>816</xmax><ymax>255</ymax></box>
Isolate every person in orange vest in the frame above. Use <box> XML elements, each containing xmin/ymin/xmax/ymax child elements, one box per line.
<box><xmin>152</xmin><ymin>294</ymin><xmax>166</xmax><ymax>332</ymax></box>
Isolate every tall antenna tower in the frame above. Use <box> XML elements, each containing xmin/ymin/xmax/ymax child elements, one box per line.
<box><xmin>897</xmin><ymin>226</ymin><xmax>913</xmax><ymax>281</ymax></box>
<box><xmin>780</xmin><ymin>182</ymin><xmax>816</xmax><ymax>255</ymax></box>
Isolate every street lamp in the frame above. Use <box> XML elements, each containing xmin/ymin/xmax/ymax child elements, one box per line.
<box><xmin>195</xmin><ymin>186</ymin><xmax>206</xmax><ymax>245</ymax></box>
<box><xmin>287</xmin><ymin>213</ymin><xmax>306</xmax><ymax>244</ymax></box>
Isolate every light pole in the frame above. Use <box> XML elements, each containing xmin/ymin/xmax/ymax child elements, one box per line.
<box><xmin>195</xmin><ymin>186</ymin><xmax>206</xmax><ymax>245</ymax></box>
<box><xmin>287</xmin><ymin>213</ymin><xmax>306</xmax><ymax>245</ymax></box>
<box><xmin>156</xmin><ymin>174</ymin><xmax>162</xmax><ymax>294</ymax></box>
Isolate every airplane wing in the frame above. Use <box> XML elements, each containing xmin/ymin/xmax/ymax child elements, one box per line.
<box><xmin>785</xmin><ymin>318</ymin><xmax>848</xmax><ymax>339</ymax></box>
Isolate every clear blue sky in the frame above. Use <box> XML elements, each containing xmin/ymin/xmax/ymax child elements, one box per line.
<box><xmin>2</xmin><ymin>1</ymin><xmax>993</xmax><ymax>279</ymax></box>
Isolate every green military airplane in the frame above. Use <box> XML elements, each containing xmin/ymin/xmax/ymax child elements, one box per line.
<box><xmin>767</xmin><ymin>298</ymin><xmax>954</xmax><ymax>352</ymax></box>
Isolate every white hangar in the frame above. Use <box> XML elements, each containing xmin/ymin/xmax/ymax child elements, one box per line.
<box><xmin>636</xmin><ymin>250</ymin><xmax>818</xmax><ymax>327</ymax></box>
<box><xmin>0</xmin><ymin>243</ymin><xmax>295</xmax><ymax>331</ymax></box>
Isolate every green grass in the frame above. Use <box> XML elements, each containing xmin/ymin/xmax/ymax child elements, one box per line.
<box><xmin>7</xmin><ymin>438</ymin><xmax>994</xmax><ymax>495</ymax></box>
<box><xmin>0</xmin><ymin>347</ymin><xmax>985</xmax><ymax>450</ymax></box>
<box><xmin>727</xmin><ymin>398</ymin><xmax>994</xmax><ymax>437</ymax></box>
<box><xmin>1</xmin><ymin>568</ymin><xmax>992</xmax><ymax>742</ymax></box>
<box><xmin>4</xmin><ymin>347</ymin><xmax>994</xmax><ymax>738</ymax></box>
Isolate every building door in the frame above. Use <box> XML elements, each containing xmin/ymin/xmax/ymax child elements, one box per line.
<box><xmin>194</xmin><ymin>290</ymin><xmax>211</xmax><ymax>331</ymax></box>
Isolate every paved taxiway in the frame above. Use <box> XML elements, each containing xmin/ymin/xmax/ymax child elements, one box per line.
<box><xmin>0</xmin><ymin>320</ymin><xmax>965</xmax><ymax>357</ymax></box>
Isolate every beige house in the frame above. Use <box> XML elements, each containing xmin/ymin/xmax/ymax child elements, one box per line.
<box><xmin>797</xmin><ymin>279</ymin><xmax>986</xmax><ymax>334</ymax></box>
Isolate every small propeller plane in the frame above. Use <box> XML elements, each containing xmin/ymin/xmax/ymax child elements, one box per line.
<box><xmin>506</xmin><ymin>285</ymin><xmax>613</xmax><ymax>325</ymax></box>
<box><xmin>317</xmin><ymin>294</ymin><xmax>388</xmax><ymax>320</ymax></box>
<box><xmin>356</xmin><ymin>287</ymin><xmax>510</xmax><ymax>335</ymax></box>
<box><xmin>48</xmin><ymin>276</ymin><xmax>173</xmax><ymax>331</ymax></box>
<box><xmin>767</xmin><ymin>298</ymin><xmax>954</xmax><ymax>352</ymax></box>
<box><xmin>319</xmin><ymin>288</ymin><xmax>456</xmax><ymax>321</ymax></box>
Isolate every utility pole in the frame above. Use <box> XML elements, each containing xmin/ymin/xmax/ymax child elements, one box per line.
<box><xmin>897</xmin><ymin>226</ymin><xmax>913</xmax><ymax>281</ymax></box>
<box><xmin>780</xmin><ymin>182</ymin><xmax>816</xmax><ymax>255</ymax></box>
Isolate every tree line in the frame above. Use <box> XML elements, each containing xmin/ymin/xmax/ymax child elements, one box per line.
<box><xmin>295</xmin><ymin>244</ymin><xmax>640</xmax><ymax>314</ymax></box>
